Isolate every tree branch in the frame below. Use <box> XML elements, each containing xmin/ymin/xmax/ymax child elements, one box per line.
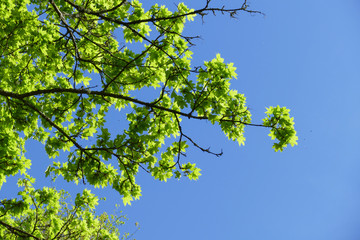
<box><xmin>0</xmin><ymin>88</ymin><xmax>268</xmax><ymax>128</ymax></box>
<box><xmin>0</xmin><ymin>219</ymin><xmax>43</xmax><ymax>240</ymax></box>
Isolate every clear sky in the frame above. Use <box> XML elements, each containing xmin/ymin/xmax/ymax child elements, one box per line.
<box><xmin>116</xmin><ymin>1</ymin><xmax>360</xmax><ymax>239</ymax></box>
<box><xmin>3</xmin><ymin>0</ymin><xmax>360</xmax><ymax>239</ymax></box>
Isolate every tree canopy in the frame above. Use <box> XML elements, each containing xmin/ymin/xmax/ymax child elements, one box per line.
<box><xmin>0</xmin><ymin>0</ymin><xmax>297</xmax><ymax>238</ymax></box>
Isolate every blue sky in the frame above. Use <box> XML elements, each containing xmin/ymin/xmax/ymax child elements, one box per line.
<box><xmin>3</xmin><ymin>0</ymin><xmax>360</xmax><ymax>239</ymax></box>
<box><xmin>116</xmin><ymin>1</ymin><xmax>360</xmax><ymax>239</ymax></box>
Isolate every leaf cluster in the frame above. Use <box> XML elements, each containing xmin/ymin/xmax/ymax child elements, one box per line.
<box><xmin>0</xmin><ymin>176</ymin><xmax>128</xmax><ymax>239</ymax></box>
<box><xmin>0</xmin><ymin>0</ymin><xmax>296</xmax><ymax>238</ymax></box>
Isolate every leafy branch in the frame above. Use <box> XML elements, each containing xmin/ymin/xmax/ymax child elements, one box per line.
<box><xmin>0</xmin><ymin>88</ymin><xmax>268</xmax><ymax>128</ymax></box>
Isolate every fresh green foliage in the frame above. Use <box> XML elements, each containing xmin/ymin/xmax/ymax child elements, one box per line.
<box><xmin>0</xmin><ymin>0</ymin><xmax>297</xmax><ymax>238</ymax></box>
<box><xmin>1</xmin><ymin>175</ymin><xmax>129</xmax><ymax>239</ymax></box>
<box><xmin>263</xmin><ymin>106</ymin><xmax>298</xmax><ymax>152</ymax></box>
